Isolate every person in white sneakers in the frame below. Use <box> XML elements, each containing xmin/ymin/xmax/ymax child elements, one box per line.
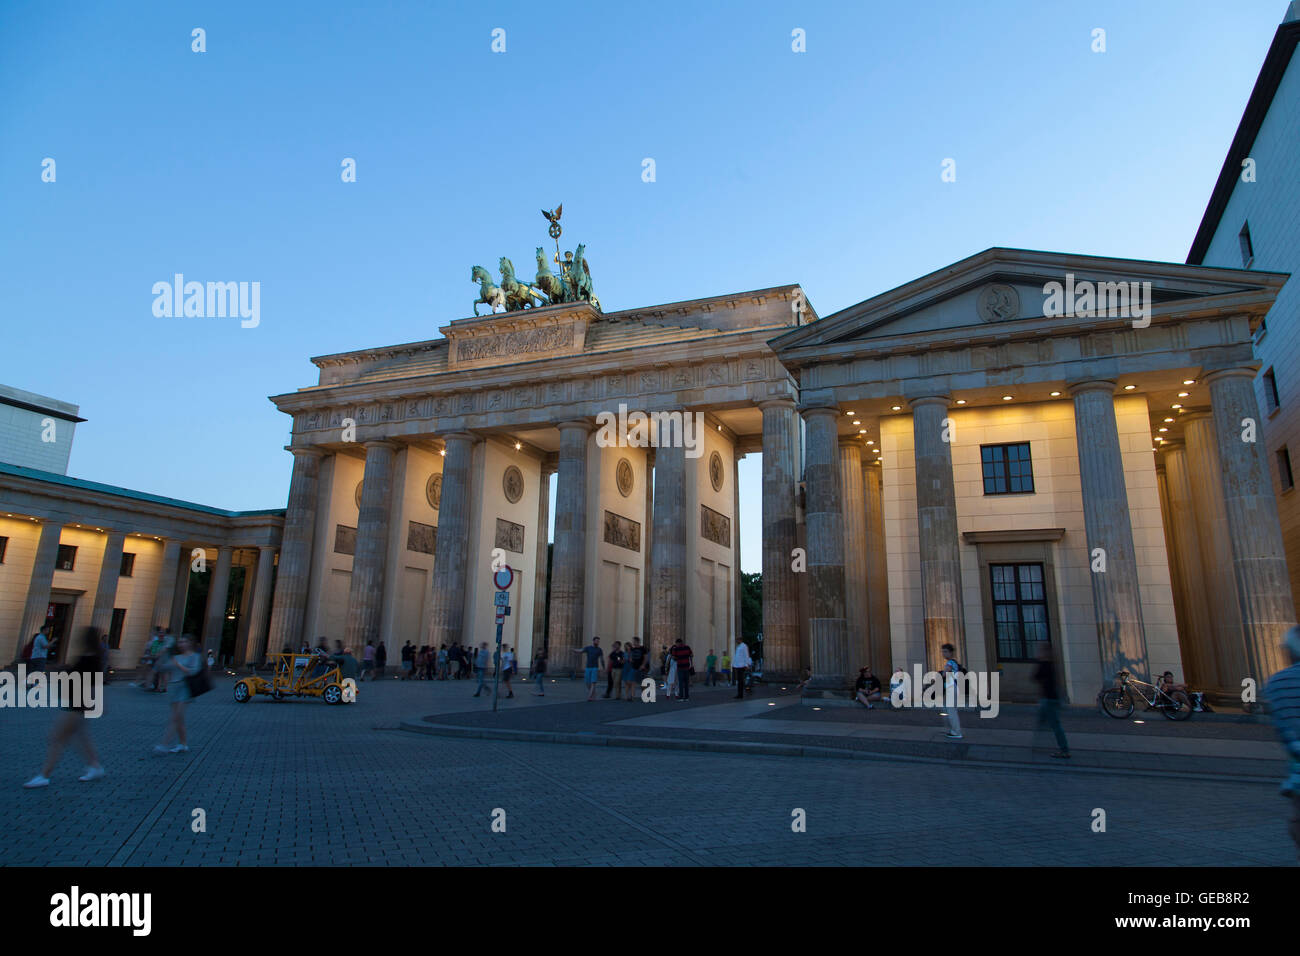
<box><xmin>732</xmin><ymin>639</ymin><xmax>754</xmax><ymax>699</ymax></box>
<box><xmin>941</xmin><ymin>643</ymin><xmax>964</xmax><ymax>739</ymax></box>
<box><xmin>24</xmin><ymin>628</ymin><xmax>104</xmax><ymax>788</ymax></box>
<box><xmin>155</xmin><ymin>634</ymin><xmax>202</xmax><ymax>755</ymax></box>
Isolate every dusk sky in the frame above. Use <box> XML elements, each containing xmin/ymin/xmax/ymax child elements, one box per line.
<box><xmin>0</xmin><ymin>0</ymin><xmax>1288</xmax><ymax>572</ymax></box>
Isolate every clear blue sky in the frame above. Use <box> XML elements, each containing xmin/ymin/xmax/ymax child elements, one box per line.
<box><xmin>0</xmin><ymin>0</ymin><xmax>1289</xmax><ymax>572</ymax></box>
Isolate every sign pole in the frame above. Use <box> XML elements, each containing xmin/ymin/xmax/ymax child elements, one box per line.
<box><xmin>490</xmin><ymin>566</ymin><xmax>514</xmax><ymax>714</ymax></box>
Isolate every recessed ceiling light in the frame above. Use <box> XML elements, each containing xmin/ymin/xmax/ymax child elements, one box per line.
<box><xmin>1178</xmin><ymin>392</ymin><xmax>1189</xmax><ymax>398</ymax></box>
<box><xmin>858</xmin><ymin>429</ymin><xmax>866</xmax><ymax>434</ymax></box>
<box><xmin>1164</xmin><ymin>417</ymin><xmax>1174</xmax><ymax>423</ymax></box>
<box><xmin>1124</xmin><ymin>384</ymin><xmax>1136</xmax><ymax>390</ymax></box>
<box><xmin>852</xmin><ymin>420</ymin><xmax>861</xmax><ymax>425</ymax></box>
<box><xmin>439</xmin><ymin>449</ymin><xmax>446</xmax><ymax>456</ymax></box>
<box><xmin>1172</xmin><ymin>404</ymin><xmax>1182</xmax><ymax>410</ymax></box>
<box><xmin>891</xmin><ymin>405</ymin><xmax>901</xmax><ymax>411</ymax></box>
<box><xmin>955</xmin><ymin>399</ymin><xmax>966</xmax><ymax>405</ymax></box>
<box><xmin>1050</xmin><ymin>391</ymin><xmax>1061</xmax><ymax>397</ymax></box>
<box><xmin>1002</xmin><ymin>395</ymin><xmax>1013</xmax><ymax>401</ymax></box>
<box><xmin>514</xmin><ymin>442</ymin><xmax>522</xmax><ymax>450</ymax></box>
<box><xmin>845</xmin><ymin>411</ymin><xmax>855</xmax><ymax>416</ymax></box>
<box><xmin>866</xmin><ymin>440</ymin><xmax>875</xmax><ymax>445</ymax></box>
<box><xmin>1183</xmin><ymin>380</ymin><xmax>1195</xmax><ymax>386</ymax></box>
<box><xmin>1158</xmin><ymin>427</ymin><xmax>1168</xmax><ymax>433</ymax></box>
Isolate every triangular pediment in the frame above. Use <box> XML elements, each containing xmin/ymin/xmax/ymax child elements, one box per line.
<box><xmin>770</xmin><ymin>248</ymin><xmax>1286</xmax><ymax>356</ymax></box>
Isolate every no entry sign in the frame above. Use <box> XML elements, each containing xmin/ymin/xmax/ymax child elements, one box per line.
<box><xmin>493</xmin><ymin>566</ymin><xmax>514</xmax><ymax>590</ymax></box>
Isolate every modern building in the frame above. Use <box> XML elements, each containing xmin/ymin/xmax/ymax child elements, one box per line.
<box><xmin>1187</xmin><ymin>1</ymin><xmax>1300</xmax><ymax>610</ymax></box>
<box><xmin>0</xmin><ymin>390</ymin><xmax>283</xmax><ymax>667</ymax></box>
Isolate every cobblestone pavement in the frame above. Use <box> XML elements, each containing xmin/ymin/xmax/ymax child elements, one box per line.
<box><xmin>1</xmin><ymin>675</ymin><xmax>1293</xmax><ymax>866</ymax></box>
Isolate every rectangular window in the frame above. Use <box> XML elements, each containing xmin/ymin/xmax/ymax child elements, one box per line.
<box><xmin>0</xmin><ymin>535</ymin><xmax>7</xmax><ymax>564</ymax></box>
<box><xmin>1278</xmin><ymin>447</ymin><xmax>1295</xmax><ymax>492</ymax></box>
<box><xmin>120</xmin><ymin>552</ymin><xmax>136</xmax><ymax>577</ymax></box>
<box><xmin>981</xmin><ymin>442</ymin><xmax>1035</xmax><ymax>495</ymax></box>
<box><xmin>1239</xmin><ymin>221</ymin><xmax>1254</xmax><ymax>267</ymax></box>
<box><xmin>109</xmin><ymin>608</ymin><xmax>127</xmax><ymax>649</ymax></box>
<box><xmin>56</xmin><ymin>544</ymin><xmax>77</xmax><ymax>571</ymax></box>
<box><xmin>990</xmin><ymin>562</ymin><xmax>1050</xmax><ymax>662</ymax></box>
<box><xmin>1264</xmin><ymin>367</ymin><xmax>1280</xmax><ymax>413</ymax></box>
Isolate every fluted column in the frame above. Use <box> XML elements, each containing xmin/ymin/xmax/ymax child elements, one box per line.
<box><xmin>863</xmin><ymin>458</ymin><xmax>892</xmax><ymax>676</ymax></box>
<box><xmin>650</xmin><ymin>440</ymin><xmax>686</xmax><ymax>651</ymax></box>
<box><xmin>14</xmin><ymin>521</ymin><xmax>63</xmax><ymax>662</ymax></box>
<box><xmin>1183</xmin><ymin>412</ymin><xmax>1244</xmax><ymax>694</ymax></box>
<box><xmin>150</xmin><ymin>539</ymin><xmax>183</xmax><ymax>631</ymax></box>
<box><xmin>642</xmin><ymin>450</ymin><xmax>655</xmax><ymax>645</ymax></box>
<box><xmin>910</xmin><ymin>396</ymin><xmax>966</xmax><ymax>668</ymax></box>
<box><xmin>531</xmin><ymin>464</ymin><xmax>553</xmax><ymax>663</ymax></box>
<box><xmin>801</xmin><ymin>404</ymin><xmax>850</xmax><ymax>690</ymax></box>
<box><xmin>839</xmin><ymin>438</ymin><xmax>870</xmax><ymax>671</ymax></box>
<box><xmin>429</xmin><ymin>433</ymin><xmax>478</xmax><ymax>647</ymax></box>
<box><xmin>202</xmin><ymin>546</ymin><xmax>233</xmax><ymax>655</ymax></box>
<box><xmin>1069</xmin><ymin>381</ymin><xmax>1149</xmax><ymax>682</ymax></box>
<box><xmin>760</xmin><ymin>399</ymin><xmax>800</xmax><ymax>678</ymax></box>
<box><xmin>1207</xmin><ymin>367</ymin><xmax>1298</xmax><ymax>681</ymax></box>
<box><xmin>1161</xmin><ymin>446</ymin><xmax>1213</xmax><ymax>687</ymax></box>
<box><xmin>242</xmin><ymin>546</ymin><xmax>277</xmax><ymax>664</ymax></box>
<box><xmin>733</xmin><ymin>453</ymin><xmax>744</xmax><ymax>651</ymax></box>
<box><xmin>89</xmin><ymin>531</ymin><xmax>127</xmax><ymax>639</ymax></box>
<box><xmin>267</xmin><ymin>447</ymin><xmax>323</xmax><ymax>652</ymax></box>
<box><xmin>345</xmin><ymin>440</ymin><xmax>397</xmax><ymax>650</ymax></box>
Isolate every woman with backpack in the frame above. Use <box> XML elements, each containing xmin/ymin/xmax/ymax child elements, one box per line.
<box><xmin>154</xmin><ymin>634</ymin><xmax>205</xmax><ymax>755</ymax></box>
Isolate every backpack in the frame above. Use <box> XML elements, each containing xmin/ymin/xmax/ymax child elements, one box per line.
<box><xmin>21</xmin><ymin>636</ymin><xmax>36</xmax><ymax>660</ymax></box>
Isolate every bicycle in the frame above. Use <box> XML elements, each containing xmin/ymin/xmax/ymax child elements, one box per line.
<box><xmin>1099</xmin><ymin>670</ymin><xmax>1192</xmax><ymax>721</ymax></box>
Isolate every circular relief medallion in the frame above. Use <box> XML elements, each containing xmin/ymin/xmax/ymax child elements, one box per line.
<box><xmin>976</xmin><ymin>283</ymin><xmax>1020</xmax><ymax>323</ymax></box>
<box><xmin>503</xmin><ymin>465</ymin><xmax>524</xmax><ymax>504</ymax></box>
<box><xmin>709</xmin><ymin>451</ymin><xmax>725</xmax><ymax>492</ymax></box>
<box><xmin>426</xmin><ymin>474</ymin><xmax>443</xmax><ymax>510</ymax></box>
<box><xmin>616</xmin><ymin>458</ymin><xmax>634</xmax><ymax>498</ymax></box>
<box><xmin>354</xmin><ymin>480</ymin><xmax>364</xmax><ymax>510</ymax></box>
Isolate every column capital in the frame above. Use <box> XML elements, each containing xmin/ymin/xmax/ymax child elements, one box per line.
<box><xmin>1180</xmin><ymin>408</ymin><xmax>1213</xmax><ymax>424</ymax></box>
<box><xmin>361</xmin><ymin>439</ymin><xmax>399</xmax><ymax>452</ymax></box>
<box><xmin>438</xmin><ymin>431</ymin><xmax>481</xmax><ymax>446</ymax></box>
<box><xmin>555</xmin><ymin>419</ymin><xmax>595</xmax><ymax>434</ymax></box>
<box><xmin>1066</xmin><ymin>380</ymin><xmax>1117</xmax><ymax>397</ymax></box>
<box><xmin>1203</xmin><ymin>365</ymin><xmax>1259</xmax><ymax>386</ymax></box>
<box><xmin>757</xmin><ymin>397</ymin><xmax>797</xmax><ymax>412</ymax></box>
<box><xmin>798</xmin><ymin>402</ymin><xmax>840</xmax><ymax>420</ymax></box>
<box><xmin>838</xmin><ymin>435</ymin><xmax>865</xmax><ymax>451</ymax></box>
<box><xmin>286</xmin><ymin>445</ymin><xmax>324</xmax><ymax>459</ymax></box>
<box><xmin>907</xmin><ymin>395</ymin><xmax>951</xmax><ymax>411</ymax></box>
<box><xmin>257</xmin><ymin>544</ymin><xmax>276</xmax><ymax>554</ymax></box>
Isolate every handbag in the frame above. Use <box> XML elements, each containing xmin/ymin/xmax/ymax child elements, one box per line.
<box><xmin>186</xmin><ymin>663</ymin><xmax>213</xmax><ymax>698</ymax></box>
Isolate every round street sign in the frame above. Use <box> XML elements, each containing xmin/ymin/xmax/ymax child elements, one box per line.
<box><xmin>493</xmin><ymin>566</ymin><xmax>514</xmax><ymax>591</ymax></box>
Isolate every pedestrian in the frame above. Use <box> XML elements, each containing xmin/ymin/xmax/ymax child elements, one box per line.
<box><xmin>26</xmin><ymin>624</ymin><xmax>51</xmax><ymax>686</ymax></box>
<box><xmin>621</xmin><ymin>638</ymin><xmax>641</xmax><ymax>699</ymax></box>
<box><xmin>1033</xmin><ymin>643</ymin><xmax>1070</xmax><ymax>758</ymax></box>
<box><xmin>458</xmin><ymin>642</ymin><xmax>471</xmax><ymax>679</ymax></box>
<box><xmin>205</xmin><ymin>647</ymin><xmax>216</xmax><ymax>670</ymax></box>
<box><xmin>154</xmin><ymin>634</ymin><xmax>204</xmax><ymax>755</ymax></box>
<box><xmin>1264</xmin><ymin>625</ymin><xmax>1300</xmax><ymax>857</ymax></box>
<box><xmin>940</xmin><ymin>643</ymin><xmax>963</xmax><ymax>739</ymax></box>
<box><xmin>704</xmin><ymin>648</ymin><xmax>718</xmax><ymax>687</ymax></box>
<box><xmin>573</xmin><ymin>638</ymin><xmax>604</xmax><ymax>701</ymax></box>
<box><xmin>330</xmin><ymin>644</ymin><xmax>360</xmax><ymax>682</ymax></box>
<box><xmin>532</xmin><ymin>650</ymin><xmax>547</xmax><ymax>695</ymax></box>
<box><xmin>23</xmin><ymin>627</ymin><xmax>105</xmax><ymax>788</ymax></box>
<box><xmin>360</xmin><ymin>640</ymin><xmax>376</xmax><ymax>681</ymax></box>
<box><xmin>670</xmin><ymin>637</ymin><xmax>694</xmax><ymax>701</ymax></box>
<box><xmin>374</xmin><ymin>641</ymin><xmax>387</xmax><ymax>679</ymax></box>
<box><xmin>664</xmin><ymin>644</ymin><xmax>678</xmax><ymax>700</ymax></box>
<box><xmin>605</xmin><ymin>641</ymin><xmax>624</xmax><ymax>699</ymax></box>
<box><xmin>401</xmin><ymin>641</ymin><xmax>415</xmax><ymax>679</ymax></box>
<box><xmin>889</xmin><ymin>664</ymin><xmax>907</xmax><ymax>707</ymax></box>
<box><xmin>855</xmin><ymin>666</ymin><xmax>882</xmax><ymax>709</ymax></box>
<box><xmin>732</xmin><ymin>639</ymin><xmax>753</xmax><ymax>699</ymax></box>
<box><xmin>99</xmin><ymin>632</ymin><xmax>111</xmax><ymax>683</ymax></box>
<box><xmin>720</xmin><ymin>650</ymin><xmax>732</xmax><ymax>685</ymax></box>
<box><xmin>501</xmin><ymin>644</ymin><xmax>516</xmax><ymax>698</ymax></box>
<box><xmin>437</xmin><ymin>644</ymin><xmax>449</xmax><ymax>680</ymax></box>
<box><xmin>472</xmin><ymin>642</ymin><xmax>492</xmax><ymax>697</ymax></box>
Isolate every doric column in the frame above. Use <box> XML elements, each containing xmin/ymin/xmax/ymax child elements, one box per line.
<box><xmin>910</xmin><ymin>395</ymin><xmax>966</xmax><ymax>668</ymax></box>
<box><xmin>202</xmin><ymin>546</ymin><xmax>234</xmax><ymax>655</ymax></box>
<box><xmin>429</xmin><ymin>433</ymin><xmax>478</xmax><ymax>647</ymax></box>
<box><xmin>1069</xmin><ymin>381</ymin><xmax>1149</xmax><ymax>682</ymax></box>
<box><xmin>801</xmin><ymin>403</ymin><xmax>850</xmax><ymax>690</ymax></box>
<box><xmin>345</xmin><ymin>440</ymin><xmax>397</xmax><ymax>650</ymax></box>
<box><xmin>1183</xmin><ymin>412</ymin><xmax>1245</xmax><ymax>693</ymax></box>
<box><xmin>150</xmin><ymin>539</ymin><xmax>183</xmax><ymax>630</ymax></box>
<box><xmin>733</xmin><ymin>452</ymin><xmax>744</xmax><ymax>652</ymax></box>
<box><xmin>760</xmin><ymin>399</ymin><xmax>800</xmax><ymax>678</ymax></box>
<box><xmin>15</xmin><ymin>520</ymin><xmax>63</xmax><ymax>661</ymax></box>
<box><xmin>1160</xmin><ymin>446</ymin><xmax>1214</xmax><ymax>688</ymax></box>
<box><xmin>1207</xmin><ymin>367</ymin><xmax>1299</xmax><ymax>681</ymax></box>
<box><xmin>863</xmin><ymin>458</ymin><xmax>892</xmax><ymax>676</ymax></box>
<box><xmin>89</xmin><ymin>531</ymin><xmax>127</xmax><ymax>639</ymax></box>
<box><xmin>642</xmin><ymin>450</ymin><xmax>655</xmax><ymax>646</ymax></box>
<box><xmin>267</xmin><ymin>447</ymin><xmax>323</xmax><ymax>652</ymax></box>
<box><xmin>242</xmin><ymin>546</ymin><xmax>277</xmax><ymax>664</ymax></box>
<box><xmin>531</xmin><ymin>464</ymin><xmax>553</xmax><ymax>664</ymax></box>
<box><xmin>650</xmin><ymin>441</ymin><xmax>686</xmax><ymax>652</ymax></box>
<box><xmin>168</xmin><ymin>547</ymin><xmax>192</xmax><ymax>635</ymax></box>
<box><xmin>547</xmin><ymin>422</ymin><xmax>592</xmax><ymax>667</ymax></box>
<box><xmin>839</xmin><ymin>438</ymin><xmax>870</xmax><ymax>671</ymax></box>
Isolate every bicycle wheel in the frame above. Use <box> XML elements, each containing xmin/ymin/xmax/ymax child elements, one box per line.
<box><xmin>1163</xmin><ymin>690</ymin><xmax>1193</xmax><ymax>721</ymax></box>
<box><xmin>1100</xmin><ymin>688</ymin><xmax>1134</xmax><ymax>718</ymax></box>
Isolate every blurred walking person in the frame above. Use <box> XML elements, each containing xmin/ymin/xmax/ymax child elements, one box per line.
<box><xmin>23</xmin><ymin>628</ymin><xmax>105</xmax><ymax>788</ymax></box>
<box><xmin>154</xmin><ymin>634</ymin><xmax>205</xmax><ymax>755</ymax></box>
<box><xmin>1265</xmin><ymin>625</ymin><xmax>1300</xmax><ymax>856</ymax></box>
<box><xmin>1033</xmin><ymin>643</ymin><xmax>1070</xmax><ymax>758</ymax></box>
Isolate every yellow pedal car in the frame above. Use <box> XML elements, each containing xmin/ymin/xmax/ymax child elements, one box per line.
<box><xmin>233</xmin><ymin>653</ymin><xmax>356</xmax><ymax>705</ymax></box>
